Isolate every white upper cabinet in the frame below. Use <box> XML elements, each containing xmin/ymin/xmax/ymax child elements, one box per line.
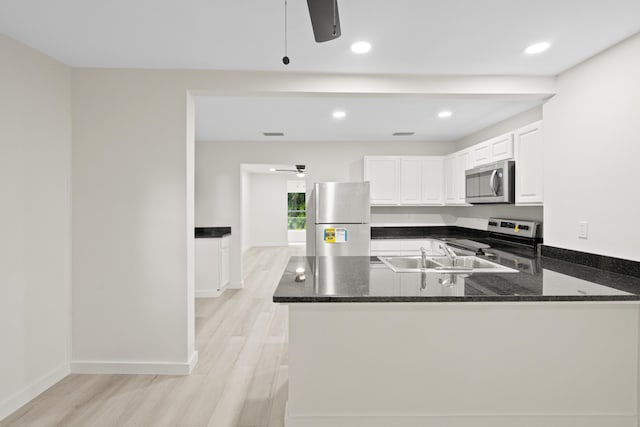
<box><xmin>444</xmin><ymin>149</ymin><xmax>471</xmax><ymax>205</ymax></box>
<box><xmin>400</xmin><ymin>158</ymin><xmax>421</xmax><ymax>204</ymax></box>
<box><xmin>471</xmin><ymin>133</ymin><xmax>514</xmax><ymax>167</ymax></box>
<box><xmin>514</xmin><ymin>121</ymin><xmax>544</xmax><ymax>205</ymax></box>
<box><xmin>420</xmin><ymin>157</ymin><xmax>444</xmax><ymax>205</ymax></box>
<box><xmin>365</xmin><ymin>121</ymin><xmax>541</xmax><ymax>208</ymax></box>
<box><xmin>443</xmin><ymin>154</ymin><xmax>458</xmax><ymax>204</ymax></box>
<box><xmin>364</xmin><ymin>156</ymin><xmax>401</xmax><ymax>205</ymax></box>
<box><xmin>365</xmin><ymin>156</ymin><xmax>443</xmax><ymax>206</ymax></box>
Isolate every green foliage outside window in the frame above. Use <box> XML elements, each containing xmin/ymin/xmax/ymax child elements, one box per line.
<box><xmin>288</xmin><ymin>192</ymin><xmax>306</xmax><ymax>230</ymax></box>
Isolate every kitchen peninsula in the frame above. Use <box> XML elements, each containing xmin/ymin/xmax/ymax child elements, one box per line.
<box><xmin>274</xmin><ymin>247</ymin><xmax>640</xmax><ymax>427</ymax></box>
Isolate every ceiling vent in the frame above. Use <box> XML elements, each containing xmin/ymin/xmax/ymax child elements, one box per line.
<box><xmin>263</xmin><ymin>132</ymin><xmax>285</xmax><ymax>137</ymax></box>
<box><xmin>393</xmin><ymin>132</ymin><xmax>415</xmax><ymax>136</ymax></box>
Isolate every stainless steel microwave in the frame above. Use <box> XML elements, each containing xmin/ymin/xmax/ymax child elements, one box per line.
<box><xmin>465</xmin><ymin>160</ymin><xmax>515</xmax><ymax>204</ymax></box>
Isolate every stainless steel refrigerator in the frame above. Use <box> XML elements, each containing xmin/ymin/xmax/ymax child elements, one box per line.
<box><xmin>306</xmin><ymin>182</ymin><xmax>371</xmax><ymax>256</ymax></box>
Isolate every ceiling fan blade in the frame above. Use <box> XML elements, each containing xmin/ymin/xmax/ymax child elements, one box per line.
<box><xmin>307</xmin><ymin>0</ymin><xmax>341</xmax><ymax>43</ymax></box>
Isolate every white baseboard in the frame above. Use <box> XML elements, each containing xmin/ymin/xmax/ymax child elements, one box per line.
<box><xmin>250</xmin><ymin>242</ymin><xmax>290</xmax><ymax>248</ymax></box>
<box><xmin>196</xmin><ymin>289</ymin><xmax>223</xmax><ymax>298</ymax></box>
<box><xmin>285</xmin><ymin>413</ymin><xmax>638</xmax><ymax>427</ymax></box>
<box><xmin>0</xmin><ymin>363</ymin><xmax>70</xmax><ymax>422</ymax></box>
<box><xmin>71</xmin><ymin>351</ymin><xmax>199</xmax><ymax>375</ymax></box>
<box><xmin>227</xmin><ymin>280</ymin><xmax>244</xmax><ymax>289</ymax></box>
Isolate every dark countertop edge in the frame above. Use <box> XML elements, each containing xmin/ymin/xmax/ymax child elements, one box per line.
<box><xmin>195</xmin><ymin>226</ymin><xmax>231</xmax><ymax>238</ymax></box>
<box><xmin>273</xmin><ymin>295</ymin><xmax>640</xmax><ymax>303</ymax></box>
<box><xmin>542</xmin><ymin>245</ymin><xmax>640</xmax><ymax>279</ymax></box>
<box><xmin>371</xmin><ymin>225</ymin><xmax>489</xmax><ymax>239</ymax></box>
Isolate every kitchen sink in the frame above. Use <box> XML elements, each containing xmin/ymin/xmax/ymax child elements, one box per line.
<box><xmin>378</xmin><ymin>255</ymin><xmax>518</xmax><ymax>274</ymax></box>
<box><xmin>379</xmin><ymin>256</ymin><xmax>444</xmax><ymax>271</ymax></box>
<box><xmin>430</xmin><ymin>256</ymin><xmax>517</xmax><ymax>273</ymax></box>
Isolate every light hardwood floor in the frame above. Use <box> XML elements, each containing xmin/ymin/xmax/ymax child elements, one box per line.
<box><xmin>1</xmin><ymin>245</ymin><xmax>303</xmax><ymax>427</ymax></box>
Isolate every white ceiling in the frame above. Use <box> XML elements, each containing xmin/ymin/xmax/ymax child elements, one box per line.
<box><xmin>2</xmin><ymin>1</ymin><xmax>638</xmax><ymax>142</ymax></box>
<box><xmin>195</xmin><ymin>95</ymin><xmax>545</xmax><ymax>141</ymax></box>
<box><xmin>0</xmin><ymin>0</ymin><xmax>639</xmax><ymax>75</ymax></box>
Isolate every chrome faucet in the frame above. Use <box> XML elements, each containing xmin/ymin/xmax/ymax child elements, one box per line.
<box><xmin>419</xmin><ymin>247</ymin><xmax>429</xmax><ymax>268</ymax></box>
<box><xmin>439</xmin><ymin>243</ymin><xmax>458</xmax><ymax>267</ymax></box>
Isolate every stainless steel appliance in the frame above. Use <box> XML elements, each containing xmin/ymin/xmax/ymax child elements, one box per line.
<box><xmin>465</xmin><ymin>160</ymin><xmax>515</xmax><ymax>204</ymax></box>
<box><xmin>306</xmin><ymin>182</ymin><xmax>371</xmax><ymax>256</ymax></box>
<box><xmin>442</xmin><ymin>217</ymin><xmax>542</xmax><ymax>275</ymax></box>
<box><xmin>487</xmin><ymin>217</ymin><xmax>542</xmax><ymax>240</ymax></box>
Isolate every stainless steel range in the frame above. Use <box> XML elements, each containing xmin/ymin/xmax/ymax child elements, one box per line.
<box><xmin>443</xmin><ymin>217</ymin><xmax>542</xmax><ymax>275</ymax></box>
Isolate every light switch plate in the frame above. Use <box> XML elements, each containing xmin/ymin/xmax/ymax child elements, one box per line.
<box><xmin>578</xmin><ymin>221</ymin><xmax>588</xmax><ymax>239</ymax></box>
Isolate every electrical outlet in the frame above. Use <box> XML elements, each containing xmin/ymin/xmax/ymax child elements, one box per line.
<box><xmin>578</xmin><ymin>221</ymin><xmax>588</xmax><ymax>239</ymax></box>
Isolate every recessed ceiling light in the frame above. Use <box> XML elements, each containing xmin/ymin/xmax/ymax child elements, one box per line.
<box><xmin>393</xmin><ymin>132</ymin><xmax>415</xmax><ymax>136</ymax></box>
<box><xmin>524</xmin><ymin>42</ymin><xmax>551</xmax><ymax>55</ymax></box>
<box><xmin>332</xmin><ymin>110</ymin><xmax>346</xmax><ymax>119</ymax></box>
<box><xmin>350</xmin><ymin>41</ymin><xmax>371</xmax><ymax>54</ymax></box>
<box><xmin>263</xmin><ymin>132</ymin><xmax>285</xmax><ymax>136</ymax></box>
<box><xmin>269</xmin><ymin>167</ymin><xmax>276</xmax><ymax>172</ymax></box>
<box><xmin>438</xmin><ymin>110</ymin><xmax>452</xmax><ymax>118</ymax></box>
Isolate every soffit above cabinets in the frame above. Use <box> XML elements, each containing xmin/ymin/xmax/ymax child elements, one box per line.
<box><xmin>1</xmin><ymin>0</ymin><xmax>639</xmax><ymax>75</ymax></box>
<box><xmin>195</xmin><ymin>95</ymin><xmax>544</xmax><ymax>142</ymax></box>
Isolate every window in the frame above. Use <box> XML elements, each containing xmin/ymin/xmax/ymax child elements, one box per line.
<box><xmin>287</xmin><ymin>192</ymin><xmax>306</xmax><ymax>230</ymax></box>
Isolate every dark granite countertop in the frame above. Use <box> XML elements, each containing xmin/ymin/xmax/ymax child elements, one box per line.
<box><xmin>195</xmin><ymin>227</ymin><xmax>231</xmax><ymax>238</ymax></box>
<box><xmin>273</xmin><ymin>253</ymin><xmax>640</xmax><ymax>303</ymax></box>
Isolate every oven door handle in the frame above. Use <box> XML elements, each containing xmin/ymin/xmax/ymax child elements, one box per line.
<box><xmin>489</xmin><ymin>170</ymin><xmax>498</xmax><ymax>195</ymax></box>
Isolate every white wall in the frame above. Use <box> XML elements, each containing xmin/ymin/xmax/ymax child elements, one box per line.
<box><xmin>71</xmin><ymin>70</ymin><xmax>197</xmax><ymax>373</ymax></box>
<box><xmin>456</xmin><ymin>106</ymin><xmax>543</xmax><ymax>151</ymax></box>
<box><xmin>240</xmin><ymin>167</ymin><xmax>252</xmax><ymax>253</ymax></box>
<box><xmin>0</xmin><ymin>34</ymin><xmax>71</xmax><ymax>419</ymax></box>
<box><xmin>249</xmin><ymin>173</ymin><xmax>289</xmax><ymax>247</ymax></box>
<box><xmin>543</xmin><ymin>33</ymin><xmax>640</xmax><ymax>261</ymax></box>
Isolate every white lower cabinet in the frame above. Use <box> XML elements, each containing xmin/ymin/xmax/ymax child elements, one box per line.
<box><xmin>195</xmin><ymin>235</ymin><xmax>230</xmax><ymax>297</ymax></box>
<box><xmin>514</xmin><ymin>121</ymin><xmax>544</xmax><ymax>205</ymax></box>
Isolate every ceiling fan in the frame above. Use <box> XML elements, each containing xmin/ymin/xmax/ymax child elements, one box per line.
<box><xmin>271</xmin><ymin>165</ymin><xmax>307</xmax><ymax>177</ymax></box>
<box><xmin>282</xmin><ymin>0</ymin><xmax>341</xmax><ymax>65</ymax></box>
<box><xmin>307</xmin><ymin>0</ymin><xmax>341</xmax><ymax>43</ymax></box>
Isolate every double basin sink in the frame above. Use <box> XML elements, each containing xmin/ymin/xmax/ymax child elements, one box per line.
<box><xmin>379</xmin><ymin>254</ymin><xmax>518</xmax><ymax>274</ymax></box>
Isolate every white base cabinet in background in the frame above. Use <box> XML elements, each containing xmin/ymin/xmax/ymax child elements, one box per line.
<box><xmin>514</xmin><ymin>121</ymin><xmax>544</xmax><ymax>205</ymax></box>
<box><xmin>195</xmin><ymin>235</ymin><xmax>230</xmax><ymax>298</ymax></box>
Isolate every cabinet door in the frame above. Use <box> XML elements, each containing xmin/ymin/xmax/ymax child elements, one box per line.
<box><xmin>456</xmin><ymin>150</ymin><xmax>472</xmax><ymax>204</ymax></box>
<box><xmin>471</xmin><ymin>133</ymin><xmax>514</xmax><ymax>166</ymax></box>
<box><xmin>420</xmin><ymin>157</ymin><xmax>444</xmax><ymax>205</ymax></box>
<box><xmin>471</xmin><ymin>141</ymin><xmax>491</xmax><ymax>167</ymax></box>
<box><xmin>514</xmin><ymin>121</ymin><xmax>543</xmax><ymax>205</ymax></box>
<box><xmin>443</xmin><ymin>154</ymin><xmax>458</xmax><ymax>204</ymax></box>
<box><xmin>220</xmin><ymin>246</ymin><xmax>230</xmax><ymax>289</ymax></box>
<box><xmin>371</xmin><ymin>239</ymin><xmax>402</xmax><ymax>256</ymax></box>
<box><xmin>489</xmin><ymin>133</ymin><xmax>514</xmax><ymax>162</ymax></box>
<box><xmin>219</xmin><ymin>236</ymin><xmax>230</xmax><ymax>289</ymax></box>
<box><xmin>364</xmin><ymin>157</ymin><xmax>400</xmax><ymax>205</ymax></box>
<box><xmin>400</xmin><ymin>158</ymin><xmax>421</xmax><ymax>204</ymax></box>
